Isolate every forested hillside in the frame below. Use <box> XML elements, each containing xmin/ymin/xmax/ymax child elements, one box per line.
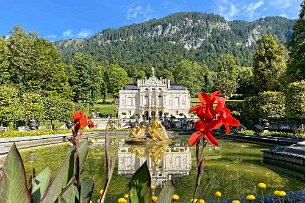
<box><xmin>55</xmin><ymin>12</ymin><xmax>295</xmax><ymax>72</ymax></box>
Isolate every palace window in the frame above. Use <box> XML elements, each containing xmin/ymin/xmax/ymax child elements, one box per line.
<box><xmin>174</xmin><ymin>97</ymin><xmax>180</xmax><ymax>106</ymax></box>
<box><xmin>158</xmin><ymin>96</ymin><xmax>163</xmax><ymax>105</ymax></box>
<box><xmin>127</xmin><ymin>97</ymin><xmax>132</xmax><ymax>105</ymax></box>
<box><xmin>145</xmin><ymin>96</ymin><xmax>149</xmax><ymax>105</ymax></box>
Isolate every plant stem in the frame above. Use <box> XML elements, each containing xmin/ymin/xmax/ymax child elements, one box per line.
<box><xmin>99</xmin><ymin>128</ymin><xmax>118</xmax><ymax>203</ymax></box>
<box><xmin>75</xmin><ymin>149</ymin><xmax>82</xmax><ymax>203</ymax></box>
<box><xmin>261</xmin><ymin>190</ymin><xmax>264</xmax><ymax>203</ymax></box>
<box><xmin>192</xmin><ymin>138</ymin><xmax>205</xmax><ymax>202</ymax></box>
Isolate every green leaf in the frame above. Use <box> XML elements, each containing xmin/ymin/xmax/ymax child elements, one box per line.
<box><xmin>81</xmin><ymin>178</ymin><xmax>94</xmax><ymax>203</ymax></box>
<box><xmin>41</xmin><ymin>150</ymin><xmax>75</xmax><ymax>203</ymax></box>
<box><xmin>41</xmin><ymin>140</ymin><xmax>89</xmax><ymax>203</ymax></box>
<box><xmin>32</xmin><ymin>167</ymin><xmax>51</xmax><ymax>203</ymax></box>
<box><xmin>60</xmin><ymin>184</ymin><xmax>79</xmax><ymax>203</ymax></box>
<box><xmin>0</xmin><ymin>143</ymin><xmax>31</xmax><ymax>203</ymax></box>
<box><xmin>78</xmin><ymin>140</ymin><xmax>89</xmax><ymax>167</ymax></box>
<box><xmin>156</xmin><ymin>181</ymin><xmax>175</xmax><ymax>203</ymax></box>
<box><xmin>128</xmin><ymin>161</ymin><xmax>151</xmax><ymax>203</ymax></box>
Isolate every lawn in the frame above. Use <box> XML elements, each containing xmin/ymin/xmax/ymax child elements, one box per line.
<box><xmin>94</xmin><ymin>98</ymin><xmax>117</xmax><ymax>117</ymax></box>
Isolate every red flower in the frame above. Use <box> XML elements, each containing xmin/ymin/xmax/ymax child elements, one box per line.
<box><xmin>219</xmin><ymin>107</ymin><xmax>240</xmax><ymax>134</ymax></box>
<box><xmin>188</xmin><ymin>91</ymin><xmax>240</xmax><ymax>147</ymax></box>
<box><xmin>72</xmin><ymin>111</ymin><xmax>84</xmax><ymax>122</ymax></box>
<box><xmin>189</xmin><ymin>91</ymin><xmax>220</xmax><ymax>121</ymax></box>
<box><xmin>88</xmin><ymin>119</ymin><xmax>94</xmax><ymax>128</ymax></box>
<box><xmin>72</xmin><ymin>111</ymin><xmax>94</xmax><ymax>134</ymax></box>
<box><xmin>189</xmin><ymin>120</ymin><xmax>221</xmax><ymax>146</ymax></box>
<box><xmin>70</xmin><ymin>111</ymin><xmax>95</xmax><ymax>148</ymax></box>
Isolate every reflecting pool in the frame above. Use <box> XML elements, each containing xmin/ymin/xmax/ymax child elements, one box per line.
<box><xmin>21</xmin><ymin>135</ymin><xmax>305</xmax><ymax>202</ymax></box>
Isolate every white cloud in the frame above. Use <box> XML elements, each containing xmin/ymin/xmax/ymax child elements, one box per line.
<box><xmin>217</xmin><ymin>0</ymin><xmax>264</xmax><ymax>20</ymax></box>
<box><xmin>63</xmin><ymin>29</ymin><xmax>73</xmax><ymax>38</ymax></box>
<box><xmin>280</xmin><ymin>13</ymin><xmax>288</xmax><ymax>18</ymax></box>
<box><xmin>243</xmin><ymin>0</ymin><xmax>264</xmax><ymax>18</ymax></box>
<box><xmin>269</xmin><ymin>0</ymin><xmax>292</xmax><ymax>9</ymax></box>
<box><xmin>229</xmin><ymin>4</ymin><xmax>239</xmax><ymax>17</ymax></box>
<box><xmin>126</xmin><ymin>4</ymin><xmax>153</xmax><ymax>21</ymax></box>
<box><xmin>77</xmin><ymin>29</ymin><xmax>92</xmax><ymax>38</ymax></box>
<box><xmin>46</xmin><ymin>34</ymin><xmax>57</xmax><ymax>39</ymax></box>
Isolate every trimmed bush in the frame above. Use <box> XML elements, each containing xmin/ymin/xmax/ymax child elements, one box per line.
<box><xmin>285</xmin><ymin>80</ymin><xmax>305</xmax><ymax>120</ymax></box>
<box><xmin>257</xmin><ymin>91</ymin><xmax>285</xmax><ymax>120</ymax></box>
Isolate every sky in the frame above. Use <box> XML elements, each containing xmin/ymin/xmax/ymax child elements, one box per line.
<box><xmin>0</xmin><ymin>0</ymin><xmax>302</xmax><ymax>41</ymax></box>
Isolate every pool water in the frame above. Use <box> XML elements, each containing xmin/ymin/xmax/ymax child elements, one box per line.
<box><xmin>21</xmin><ymin>136</ymin><xmax>305</xmax><ymax>202</ymax></box>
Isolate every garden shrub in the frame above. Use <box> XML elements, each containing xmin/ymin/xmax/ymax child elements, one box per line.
<box><xmin>285</xmin><ymin>80</ymin><xmax>305</xmax><ymax>120</ymax></box>
<box><xmin>257</xmin><ymin>91</ymin><xmax>286</xmax><ymax>120</ymax></box>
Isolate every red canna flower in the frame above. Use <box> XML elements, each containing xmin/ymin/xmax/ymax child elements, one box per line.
<box><xmin>88</xmin><ymin>119</ymin><xmax>94</xmax><ymax>128</ymax></box>
<box><xmin>72</xmin><ymin>111</ymin><xmax>84</xmax><ymax>122</ymax></box>
<box><xmin>189</xmin><ymin>120</ymin><xmax>221</xmax><ymax>146</ymax></box>
<box><xmin>188</xmin><ymin>91</ymin><xmax>240</xmax><ymax>147</ymax></box>
<box><xmin>70</xmin><ymin>111</ymin><xmax>95</xmax><ymax>148</ymax></box>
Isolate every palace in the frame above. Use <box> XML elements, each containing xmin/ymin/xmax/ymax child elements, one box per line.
<box><xmin>117</xmin><ymin>145</ymin><xmax>192</xmax><ymax>187</ymax></box>
<box><xmin>117</xmin><ymin>68</ymin><xmax>190</xmax><ymax>120</ymax></box>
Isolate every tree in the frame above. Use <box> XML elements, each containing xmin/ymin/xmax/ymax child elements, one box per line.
<box><xmin>253</xmin><ymin>34</ymin><xmax>287</xmax><ymax>92</ymax></box>
<box><xmin>213</xmin><ymin>55</ymin><xmax>239</xmax><ymax>98</ymax></box>
<box><xmin>104</xmin><ymin>64</ymin><xmax>130</xmax><ymax>97</ymax></box>
<box><xmin>0</xmin><ymin>37</ymin><xmax>10</xmax><ymax>84</ymax></box>
<box><xmin>30</xmin><ymin>37</ymin><xmax>72</xmax><ymax>98</ymax></box>
<box><xmin>173</xmin><ymin>60</ymin><xmax>209</xmax><ymax>97</ymax></box>
<box><xmin>126</xmin><ymin>65</ymin><xmax>146</xmax><ymax>82</ymax></box>
<box><xmin>0</xmin><ymin>85</ymin><xmax>22</xmax><ymax>127</ymax></box>
<box><xmin>21</xmin><ymin>93</ymin><xmax>44</xmax><ymax>122</ymax></box>
<box><xmin>286</xmin><ymin>0</ymin><xmax>305</xmax><ymax>83</ymax></box>
<box><xmin>236</xmin><ymin>66</ymin><xmax>254</xmax><ymax>95</ymax></box>
<box><xmin>71</xmin><ymin>52</ymin><xmax>98</xmax><ymax>102</ymax></box>
<box><xmin>285</xmin><ymin>80</ymin><xmax>305</xmax><ymax>120</ymax></box>
<box><xmin>43</xmin><ymin>96</ymin><xmax>75</xmax><ymax>128</ymax></box>
<box><xmin>257</xmin><ymin>91</ymin><xmax>285</xmax><ymax>120</ymax></box>
<box><xmin>5</xmin><ymin>25</ymin><xmax>72</xmax><ymax>98</ymax></box>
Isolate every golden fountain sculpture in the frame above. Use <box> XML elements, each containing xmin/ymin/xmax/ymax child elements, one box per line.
<box><xmin>126</xmin><ymin>116</ymin><xmax>172</xmax><ymax>145</ymax></box>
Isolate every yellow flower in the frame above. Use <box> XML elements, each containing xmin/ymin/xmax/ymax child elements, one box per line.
<box><xmin>232</xmin><ymin>200</ymin><xmax>240</xmax><ymax>203</ymax></box>
<box><xmin>117</xmin><ymin>197</ymin><xmax>127</xmax><ymax>203</ymax></box>
<box><xmin>124</xmin><ymin>194</ymin><xmax>129</xmax><ymax>199</ymax></box>
<box><xmin>215</xmin><ymin>191</ymin><xmax>222</xmax><ymax>198</ymax></box>
<box><xmin>152</xmin><ymin>195</ymin><xmax>158</xmax><ymax>202</ymax></box>
<box><xmin>99</xmin><ymin>189</ymin><xmax>104</xmax><ymax>196</ymax></box>
<box><xmin>199</xmin><ymin>199</ymin><xmax>205</xmax><ymax>203</ymax></box>
<box><xmin>246</xmin><ymin>195</ymin><xmax>256</xmax><ymax>201</ymax></box>
<box><xmin>190</xmin><ymin>198</ymin><xmax>198</xmax><ymax>203</ymax></box>
<box><xmin>151</xmin><ymin>183</ymin><xmax>155</xmax><ymax>190</ymax></box>
<box><xmin>278</xmin><ymin>191</ymin><xmax>286</xmax><ymax>197</ymax></box>
<box><xmin>258</xmin><ymin>183</ymin><xmax>267</xmax><ymax>190</ymax></box>
<box><xmin>90</xmin><ymin>200</ymin><xmax>92</xmax><ymax>203</ymax></box>
<box><xmin>274</xmin><ymin>190</ymin><xmax>281</xmax><ymax>196</ymax></box>
<box><xmin>172</xmin><ymin>194</ymin><xmax>180</xmax><ymax>201</ymax></box>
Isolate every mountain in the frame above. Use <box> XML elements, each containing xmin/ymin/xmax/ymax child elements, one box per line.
<box><xmin>55</xmin><ymin>12</ymin><xmax>295</xmax><ymax>71</ymax></box>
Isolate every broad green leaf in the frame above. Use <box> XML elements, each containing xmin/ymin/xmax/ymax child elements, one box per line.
<box><xmin>128</xmin><ymin>161</ymin><xmax>151</xmax><ymax>203</ymax></box>
<box><xmin>41</xmin><ymin>140</ymin><xmax>89</xmax><ymax>202</ymax></box>
<box><xmin>156</xmin><ymin>181</ymin><xmax>175</xmax><ymax>203</ymax></box>
<box><xmin>60</xmin><ymin>183</ymin><xmax>79</xmax><ymax>203</ymax></box>
<box><xmin>78</xmin><ymin>140</ymin><xmax>89</xmax><ymax>168</ymax></box>
<box><xmin>81</xmin><ymin>178</ymin><xmax>94</xmax><ymax>203</ymax></box>
<box><xmin>41</xmin><ymin>150</ymin><xmax>75</xmax><ymax>203</ymax></box>
<box><xmin>32</xmin><ymin>167</ymin><xmax>51</xmax><ymax>203</ymax></box>
<box><xmin>0</xmin><ymin>143</ymin><xmax>30</xmax><ymax>203</ymax></box>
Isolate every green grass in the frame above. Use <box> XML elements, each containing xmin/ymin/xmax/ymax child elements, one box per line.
<box><xmin>94</xmin><ymin>103</ymin><xmax>117</xmax><ymax>116</ymax></box>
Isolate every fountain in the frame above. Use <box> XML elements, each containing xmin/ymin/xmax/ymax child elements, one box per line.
<box><xmin>125</xmin><ymin>116</ymin><xmax>173</xmax><ymax>145</ymax></box>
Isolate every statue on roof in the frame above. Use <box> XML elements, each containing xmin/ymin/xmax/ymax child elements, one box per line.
<box><xmin>152</xmin><ymin>67</ymin><xmax>155</xmax><ymax>77</ymax></box>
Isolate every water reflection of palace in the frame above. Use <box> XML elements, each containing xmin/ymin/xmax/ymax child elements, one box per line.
<box><xmin>118</xmin><ymin>144</ymin><xmax>192</xmax><ymax>187</ymax></box>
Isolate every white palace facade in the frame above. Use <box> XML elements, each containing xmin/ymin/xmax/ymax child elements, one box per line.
<box><xmin>118</xmin><ymin>69</ymin><xmax>190</xmax><ymax>120</ymax></box>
